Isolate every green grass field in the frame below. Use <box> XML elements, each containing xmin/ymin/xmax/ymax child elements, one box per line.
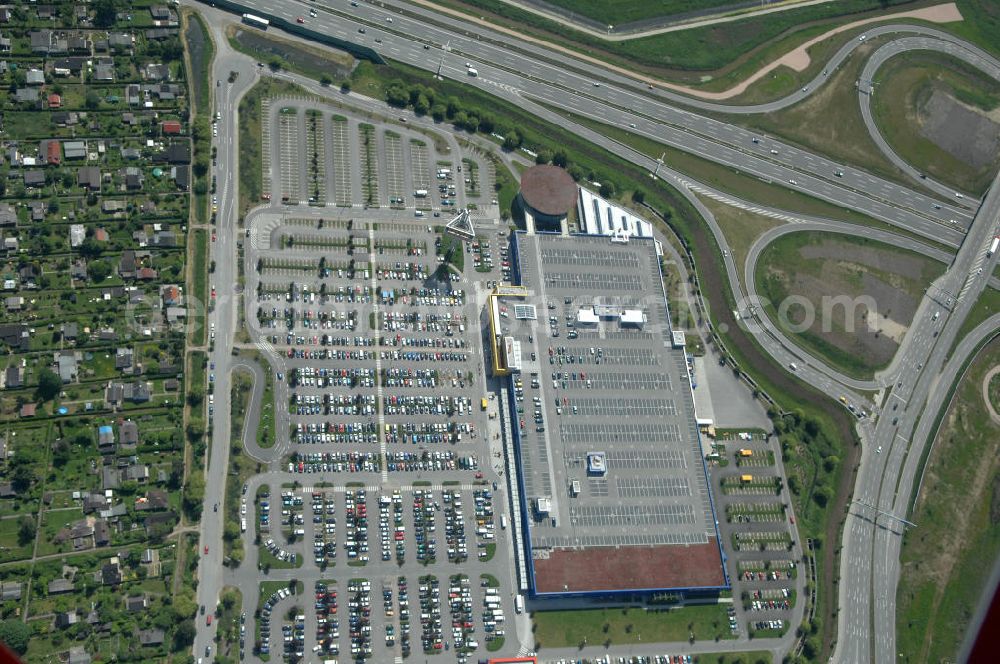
<box><xmin>532</xmin><ymin>604</ymin><xmax>733</xmax><ymax>649</ymax></box>
<box><xmin>184</xmin><ymin>10</ymin><xmax>214</xmax><ymax>116</ymax></box>
<box><xmin>530</xmin><ymin>0</ymin><xmax>735</xmax><ymax>25</ymax></box>
<box><xmin>191</xmin><ymin>229</ymin><xmax>208</xmax><ymax>346</ymax></box>
<box><xmin>227</xmin><ymin>25</ymin><xmax>353</xmax><ymax>84</ymax></box>
<box><xmin>949</xmin><ymin>286</ymin><xmax>1000</xmax><ymax>361</ymax></box>
<box><xmin>872</xmin><ymin>50</ymin><xmax>1000</xmax><ymax>196</ymax></box>
<box><xmin>697</xmin><ymin>196</ymin><xmax>786</xmax><ymax>289</ymax></box>
<box><xmin>897</xmin><ymin>338</ymin><xmax>1000</xmax><ymax>663</ymax></box>
<box><xmin>258</xmin><ymin>367</ymin><xmax>276</xmax><ymax>449</ymax></box>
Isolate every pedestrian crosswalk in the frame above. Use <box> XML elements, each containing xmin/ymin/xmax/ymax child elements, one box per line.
<box><xmin>255</xmin><ymin>337</ymin><xmax>279</xmax><ymax>360</ymax></box>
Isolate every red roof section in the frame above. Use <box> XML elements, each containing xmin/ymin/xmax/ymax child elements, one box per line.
<box><xmin>47</xmin><ymin>93</ymin><xmax>61</xmax><ymax>108</ymax></box>
<box><xmin>46</xmin><ymin>141</ymin><xmax>61</xmax><ymax>165</ymax></box>
<box><xmin>161</xmin><ymin>120</ymin><xmax>181</xmax><ymax>134</ymax></box>
<box><xmin>519</xmin><ymin>164</ymin><xmax>577</xmax><ymax>217</ymax></box>
<box><xmin>532</xmin><ymin>541</ymin><xmax>726</xmax><ymax>594</ymax></box>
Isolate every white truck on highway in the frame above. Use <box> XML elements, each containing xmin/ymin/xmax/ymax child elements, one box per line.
<box><xmin>467</xmin><ymin>66</ymin><xmax>478</xmax><ymax>77</ymax></box>
<box><xmin>989</xmin><ymin>235</ymin><xmax>999</xmax><ymax>257</ymax></box>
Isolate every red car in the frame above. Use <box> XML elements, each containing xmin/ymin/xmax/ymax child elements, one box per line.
<box><xmin>206</xmin><ymin>614</ymin><xmax>213</xmax><ymax>626</ymax></box>
<box><xmin>296</xmin><ymin>16</ymin><xmax>304</xmax><ymax>23</ymax></box>
<box><xmin>204</xmin><ymin>545</ymin><xmax>209</xmax><ymax>555</ymax></box>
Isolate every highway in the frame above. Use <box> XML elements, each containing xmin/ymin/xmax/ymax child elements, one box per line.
<box><xmin>858</xmin><ymin>34</ymin><xmax>1000</xmax><ymax>202</ymax></box>
<box><xmin>223</xmin><ymin>0</ymin><xmax>976</xmax><ymax>236</ymax></box>
<box><xmin>187</xmin><ymin>1</ymin><xmax>1000</xmax><ymax>661</ymax></box>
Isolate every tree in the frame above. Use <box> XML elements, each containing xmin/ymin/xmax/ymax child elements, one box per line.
<box><xmin>319</xmin><ymin>74</ymin><xmax>333</xmax><ymax>87</ymax></box>
<box><xmin>535</xmin><ymin>150</ymin><xmax>552</xmax><ymax>165</ymax></box>
<box><xmin>502</xmin><ymin>131</ymin><xmax>521</xmax><ymax>150</ymax></box>
<box><xmin>631</xmin><ymin>189</ymin><xmax>646</xmax><ymax>205</ymax></box>
<box><xmin>87</xmin><ymin>259</ymin><xmax>112</xmax><ymax>282</ymax></box>
<box><xmin>413</xmin><ymin>93</ymin><xmax>430</xmax><ymax>116</ymax></box>
<box><xmin>477</xmin><ymin>114</ymin><xmax>495</xmax><ymax>134</ymax></box>
<box><xmin>11</xmin><ymin>464</ymin><xmax>34</xmax><ymax>493</ymax></box>
<box><xmin>36</xmin><ymin>367</ymin><xmax>61</xmax><ymax>401</ymax></box>
<box><xmin>340</xmin><ymin>80</ymin><xmax>351</xmax><ymax>94</ymax></box>
<box><xmin>385</xmin><ymin>84</ymin><xmax>408</xmax><ymax>108</ymax></box>
<box><xmin>173</xmin><ymin>621</ymin><xmax>196</xmax><ymax>649</ymax></box>
<box><xmin>17</xmin><ymin>516</ymin><xmax>35</xmax><ymax>546</ymax></box>
<box><xmin>223</xmin><ymin>520</ymin><xmax>240</xmax><ymax>542</ymax></box>
<box><xmin>813</xmin><ymin>485</ymin><xmax>832</xmax><ymax>507</ymax></box>
<box><xmin>168</xmin><ymin>458</ymin><xmax>184</xmax><ymax>489</ymax></box>
<box><xmin>93</xmin><ymin>0</ymin><xmax>118</xmax><ymax>28</ymax></box>
<box><xmin>85</xmin><ymin>90</ymin><xmax>101</xmax><ymax>109</ymax></box>
<box><xmin>599</xmin><ymin>181</ymin><xmax>617</xmax><ymax>198</ymax></box>
<box><xmin>79</xmin><ymin>237</ymin><xmax>104</xmax><ymax>259</ymax></box>
<box><xmin>193</xmin><ymin>157</ymin><xmax>209</xmax><ymax>178</ymax></box>
<box><xmin>552</xmin><ymin>150</ymin><xmax>568</xmax><ymax>167</ymax></box>
<box><xmin>430</xmin><ymin>103</ymin><xmax>446</xmax><ymax>122</ymax></box>
<box><xmin>52</xmin><ymin>440</ymin><xmax>71</xmax><ymax>468</ymax></box>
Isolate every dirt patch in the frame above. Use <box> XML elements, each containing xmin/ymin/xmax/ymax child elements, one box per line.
<box><xmin>232</xmin><ymin>27</ymin><xmax>354</xmax><ymax>78</ymax></box>
<box><xmin>783</xmin><ymin>270</ymin><xmax>903</xmax><ymax>368</ymax></box>
<box><xmin>918</xmin><ymin>88</ymin><xmax>1000</xmax><ymax>170</ymax></box>
<box><xmin>799</xmin><ymin>240</ymin><xmax>929</xmax><ymax>281</ymax></box>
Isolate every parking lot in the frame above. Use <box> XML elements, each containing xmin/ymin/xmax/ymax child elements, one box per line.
<box><xmin>240</xmin><ymin>101</ymin><xmax>518</xmax><ymax>662</ymax></box>
<box><xmin>248</xmin><ymin>482</ymin><xmax>516</xmax><ymax>662</ymax></box>
<box><xmin>708</xmin><ymin>431</ymin><xmax>800</xmax><ymax>638</ymax></box>
<box><xmin>239</xmin><ymin>96</ymin><xmax>805</xmax><ymax>662</ymax></box>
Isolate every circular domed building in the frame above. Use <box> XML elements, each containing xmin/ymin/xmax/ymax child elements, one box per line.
<box><xmin>516</xmin><ymin>164</ymin><xmax>578</xmax><ymax>232</ymax></box>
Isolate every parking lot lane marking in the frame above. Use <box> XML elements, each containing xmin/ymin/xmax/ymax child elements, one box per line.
<box><xmin>369</xmin><ymin>226</ymin><xmax>389</xmax><ymax>482</ymax></box>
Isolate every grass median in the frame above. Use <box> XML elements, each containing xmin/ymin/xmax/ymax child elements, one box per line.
<box><xmin>225</xmin><ymin>368</ymin><xmax>265</xmax><ymax>567</ymax></box>
<box><xmin>532</xmin><ymin>603</ymin><xmax>734</xmax><ymax>650</ymax></box>
<box><xmin>191</xmin><ymin>228</ymin><xmax>208</xmax><ymax>346</ymax></box>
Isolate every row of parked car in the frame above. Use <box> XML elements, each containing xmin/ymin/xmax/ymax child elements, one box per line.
<box><xmin>257</xmin><ymin>585</ymin><xmax>296</xmax><ymax>658</ymax></box>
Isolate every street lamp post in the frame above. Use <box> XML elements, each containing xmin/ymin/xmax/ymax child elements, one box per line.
<box><xmin>652</xmin><ymin>152</ymin><xmax>665</xmax><ymax>178</ymax></box>
<box><xmin>435</xmin><ymin>41</ymin><xmax>450</xmax><ymax>80</ymax></box>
